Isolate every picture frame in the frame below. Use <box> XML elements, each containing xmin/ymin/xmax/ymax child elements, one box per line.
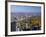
<box><xmin>5</xmin><ymin>1</ymin><xmax>45</xmax><ymax>36</ymax></box>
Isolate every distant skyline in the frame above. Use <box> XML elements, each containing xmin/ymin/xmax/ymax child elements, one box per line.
<box><xmin>11</xmin><ymin>5</ymin><xmax>41</xmax><ymax>13</ymax></box>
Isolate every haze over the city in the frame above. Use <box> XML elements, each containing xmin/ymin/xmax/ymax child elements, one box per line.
<box><xmin>11</xmin><ymin>5</ymin><xmax>41</xmax><ymax>13</ymax></box>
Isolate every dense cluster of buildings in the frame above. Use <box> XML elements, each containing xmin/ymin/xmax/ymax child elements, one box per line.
<box><xmin>11</xmin><ymin>15</ymin><xmax>31</xmax><ymax>31</ymax></box>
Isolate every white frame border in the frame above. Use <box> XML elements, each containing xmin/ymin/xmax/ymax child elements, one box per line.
<box><xmin>7</xmin><ymin>2</ymin><xmax>44</xmax><ymax>35</ymax></box>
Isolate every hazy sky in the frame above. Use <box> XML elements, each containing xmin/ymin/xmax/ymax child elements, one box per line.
<box><xmin>11</xmin><ymin>5</ymin><xmax>41</xmax><ymax>13</ymax></box>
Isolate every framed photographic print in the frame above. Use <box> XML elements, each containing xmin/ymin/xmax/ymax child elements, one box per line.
<box><xmin>5</xmin><ymin>1</ymin><xmax>45</xmax><ymax>36</ymax></box>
